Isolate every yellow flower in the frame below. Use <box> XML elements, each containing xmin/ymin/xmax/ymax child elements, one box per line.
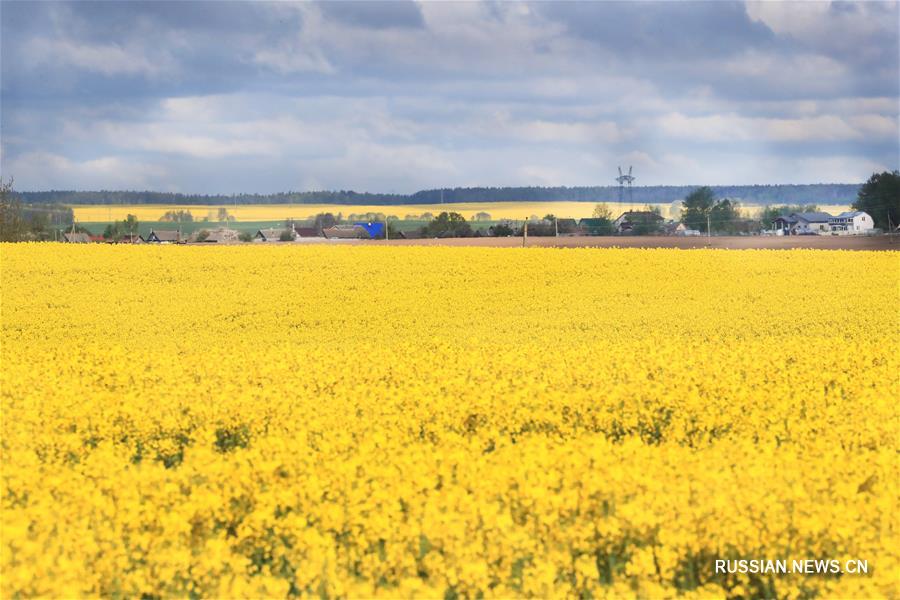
<box><xmin>1</xmin><ymin>244</ymin><xmax>897</xmax><ymax>598</ymax></box>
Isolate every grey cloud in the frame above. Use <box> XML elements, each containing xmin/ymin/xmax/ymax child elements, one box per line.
<box><xmin>538</xmin><ymin>1</ymin><xmax>777</xmax><ymax>59</ymax></box>
<box><xmin>317</xmin><ymin>1</ymin><xmax>424</xmax><ymax>30</ymax></box>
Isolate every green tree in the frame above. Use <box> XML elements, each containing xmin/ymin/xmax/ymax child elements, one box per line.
<box><xmin>123</xmin><ymin>214</ymin><xmax>139</xmax><ymax>240</ymax></box>
<box><xmin>238</xmin><ymin>231</ymin><xmax>253</xmax><ymax>242</ymax></box>
<box><xmin>592</xmin><ymin>203</ymin><xmax>612</xmax><ymax>219</ymax></box>
<box><xmin>853</xmin><ymin>170</ymin><xmax>900</xmax><ymax>230</ymax></box>
<box><xmin>681</xmin><ymin>187</ymin><xmax>716</xmax><ymax>232</ymax></box>
<box><xmin>313</xmin><ymin>213</ymin><xmax>337</xmax><ymax>232</ymax></box>
<box><xmin>279</xmin><ymin>229</ymin><xmax>295</xmax><ymax>242</ymax></box>
<box><xmin>103</xmin><ymin>214</ymin><xmax>140</xmax><ymax>241</ymax></box>
<box><xmin>424</xmin><ymin>212</ymin><xmax>472</xmax><ymax>238</ymax></box>
<box><xmin>490</xmin><ymin>222</ymin><xmax>514</xmax><ymax>236</ymax></box>
<box><xmin>103</xmin><ymin>223</ymin><xmax>120</xmax><ymax>240</ymax></box>
<box><xmin>0</xmin><ymin>178</ymin><xmax>24</xmax><ymax>242</ymax></box>
<box><xmin>710</xmin><ymin>198</ymin><xmax>741</xmax><ymax>233</ymax></box>
<box><xmin>28</xmin><ymin>210</ymin><xmax>49</xmax><ymax>235</ymax></box>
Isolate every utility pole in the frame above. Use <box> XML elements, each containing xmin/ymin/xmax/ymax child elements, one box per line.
<box><xmin>707</xmin><ymin>214</ymin><xmax>711</xmax><ymax>240</ymax></box>
<box><xmin>523</xmin><ymin>217</ymin><xmax>528</xmax><ymax>247</ymax></box>
<box><xmin>554</xmin><ymin>216</ymin><xmax>559</xmax><ymax>237</ymax></box>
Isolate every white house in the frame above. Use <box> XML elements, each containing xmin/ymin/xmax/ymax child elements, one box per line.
<box><xmin>829</xmin><ymin>211</ymin><xmax>874</xmax><ymax>235</ymax></box>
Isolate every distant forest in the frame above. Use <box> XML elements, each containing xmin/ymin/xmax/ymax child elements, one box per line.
<box><xmin>15</xmin><ymin>184</ymin><xmax>861</xmax><ymax>206</ymax></box>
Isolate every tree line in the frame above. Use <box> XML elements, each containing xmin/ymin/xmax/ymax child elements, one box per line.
<box><xmin>13</xmin><ymin>183</ymin><xmax>863</xmax><ymax>206</ymax></box>
<box><xmin>2</xmin><ymin>173</ymin><xmax>896</xmax><ymax>241</ymax></box>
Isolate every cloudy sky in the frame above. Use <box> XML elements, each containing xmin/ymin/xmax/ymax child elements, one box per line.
<box><xmin>1</xmin><ymin>1</ymin><xmax>898</xmax><ymax>193</ymax></box>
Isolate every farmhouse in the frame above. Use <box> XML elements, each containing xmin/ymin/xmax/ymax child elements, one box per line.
<box><xmin>146</xmin><ymin>230</ymin><xmax>185</xmax><ymax>243</ymax></box>
<box><xmin>556</xmin><ymin>218</ymin><xmax>579</xmax><ymax>235</ymax></box>
<box><xmin>193</xmin><ymin>228</ymin><xmax>239</xmax><ymax>243</ymax></box>
<box><xmin>614</xmin><ymin>211</ymin><xmax>664</xmax><ymax>233</ymax></box>
<box><xmin>114</xmin><ymin>234</ymin><xmax>145</xmax><ymax>243</ymax></box>
<box><xmin>578</xmin><ymin>218</ymin><xmax>612</xmax><ymax>235</ymax></box>
<box><xmin>829</xmin><ymin>211</ymin><xmax>873</xmax><ymax>235</ymax></box>
<box><xmin>255</xmin><ymin>228</ymin><xmax>293</xmax><ymax>242</ymax></box>
<box><xmin>293</xmin><ymin>226</ymin><xmax>320</xmax><ymax>238</ymax></box>
<box><xmin>772</xmin><ymin>212</ymin><xmax>832</xmax><ymax>235</ymax></box>
<box><xmin>322</xmin><ymin>225</ymin><xmax>367</xmax><ymax>239</ymax></box>
<box><xmin>61</xmin><ymin>232</ymin><xmax>91</xmax><ymax>243</ymax></box>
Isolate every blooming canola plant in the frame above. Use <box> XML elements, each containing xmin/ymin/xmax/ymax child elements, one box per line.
<box><xmin>1</xmin><ymin>245</ymin><xmax>897</xmax><ymax>598</ymax></box>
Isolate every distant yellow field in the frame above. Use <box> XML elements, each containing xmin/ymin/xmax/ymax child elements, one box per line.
<box><xmin>73</xmin><ymin>202</ymin><xmax>625</xmax><ymax>222</ymax></box>
<box><xmin>73</xmin><ymin>201</ymin><xmax>852</xmax><ymax>223</ymax></box>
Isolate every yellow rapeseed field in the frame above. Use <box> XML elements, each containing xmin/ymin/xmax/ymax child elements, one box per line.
<box><xmin>1</xmin><ymin>245</ymin><xmax>897</xmax><ymax>599</ymax></box>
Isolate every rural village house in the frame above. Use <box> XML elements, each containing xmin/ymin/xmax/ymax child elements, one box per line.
<box><xmin>772</xmin><ymin>212</ymin><xmax>833</xmax><ymax>235</ymax></box>
<box><xmin>555</xmin><ymin>218</ymin><xmax>579</xmax><ymax>235</ymax></box>
<box><xmin>193</xmin><ymin>228</ymin><xmax>239</xmax><ymax>243</ymax></box>
<box><xmin>772</xmin><ymin>211</ymin><xmax>874</xmax><ymax>235</ymax></box>
<box><xmin>113</xmin><ymin>234</ymin><xmax>144</xmax><ymax>243</ymax></box>
<box><xmin>322</xmin><ymin>225</ymin><xmax>367</xmax><ymax>239</ymax></box>
<box><xmin>146</xmin><ymin>230</ymin><xmax>185</xmax><ymax>243</ymax></box>
<box><xmin>293</xmin><ymin>226</ymin><xmax>320</xmax><ymax>238</ymax></box>
<box><xmin>578</xmin><ymin>218</ymin><xmax>612</xmax><ymax>235</ymax></box>
<box><xmin>613</xmin><ymin>211</ymin><xmax>665</xmax><ymax>233</ymax></box>
<box><xmin>255</xmin><ymin>228</ymin><xmax>294</xmax><ymax>242</ymax></box>
<box><xmin>61</xmin><ymin>232</ymin><xmax>91</xmax><ymax>243</ymax></box>
<box><xmin>828</xmin><ymin>211</ymin><xmax>874</xmax><ymax>235</ymax></box>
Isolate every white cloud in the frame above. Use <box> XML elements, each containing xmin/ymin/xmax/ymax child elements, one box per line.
<box><xmin>252</xmin><ymin>46</ymin><xmax>335</xmax><ymax>75</ymax></box>
<box><xmin>482</xmin><ymin>112</ymin><xmax>623</xmax><ymax>144</ymax></box>
<box><xmin>6</xmin><ymin>152</ymin><xmax>167</xmax><ymax>189</ymax></box>
<box><xmin>658</xmin><ymin>111</ymin><xmax>892</xmax><ymax>143</ymax></box>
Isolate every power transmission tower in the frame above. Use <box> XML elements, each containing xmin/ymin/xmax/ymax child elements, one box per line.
<box><xmin>616</xmin><ymin>166</ymin><xmax>635</xmax><ymax>211</ymax></box>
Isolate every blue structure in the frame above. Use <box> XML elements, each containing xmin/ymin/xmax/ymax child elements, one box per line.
<box><xmin>354</xmin><ymin>222</ymin><xmax>384</xmax><ymax>238</ymax></box>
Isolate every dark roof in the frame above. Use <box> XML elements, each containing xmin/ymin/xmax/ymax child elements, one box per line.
<box><xmin>204</xmin><ymin>229</ymin><xmax>239</xmax><ymax>243</ymax></box>
<box><xmin>579</xmin><ymin>218</ymin><xmax>609</xmax><ymax>226</ymax></box>
<box><xmin>255</xmin><ymin>228</ymin><xmax>292</xmax><ymax>241</ymax></box>
<box><xmin>148</xmin><ymin>230</ymin><xmax>182</xmax><ymax>242</ymax></box>
<box><xmin>557</xmin><ymin>218</ymin><xmax>578</xmax><ymax>227</ymax></box>
<box><xmin>114</xmin><ymin>234</ymin><xmax>144</xmax><ymax>243</ymax></box>
<box><xmin>62</xmin><ymin>232</ymin><xmax>91</xmax><ymax>243</ymax></box>
<box><xmin>293</xmin><ymin>226</ymin><xmax>320</xmax><ymax>237</ymax></box>
<box><xmin>616</xmin><ymin>211</ymin><xmax>664</xmax><ymax>222</ymax></box>
<box><xmin>791</xmin><ymin>212</ymin><xmax>833</xmax><ymax>223</ymax></box>
<box><xmin>322</xmin><ymin>226</ymin><xmax>365</xmax><ymax>239</ymax></box>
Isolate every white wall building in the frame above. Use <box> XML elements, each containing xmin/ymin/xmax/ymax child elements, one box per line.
<box><xmin>829</xmin><ymin>211</ymin><xmax>874</xmax><ymax>235</ymax></box>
